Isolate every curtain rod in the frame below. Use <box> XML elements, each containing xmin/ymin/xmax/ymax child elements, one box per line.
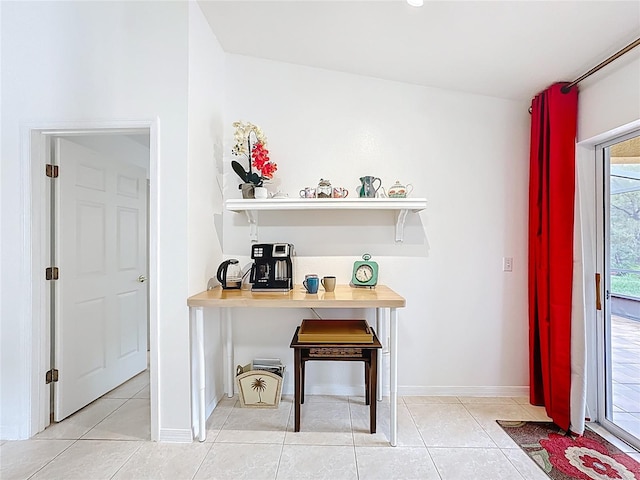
<box><xmin>561</xmin><ymin>37</ymin><xmax>640</xmax><ymax>93</ymax></box>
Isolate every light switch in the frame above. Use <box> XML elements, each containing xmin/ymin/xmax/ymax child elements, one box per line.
<box><xmin>503</xmin><ymin>257</ymin><xmax>513</xmax><ymax>272</ymax></box>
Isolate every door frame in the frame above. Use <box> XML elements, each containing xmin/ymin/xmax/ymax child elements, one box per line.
<box><xmin>578</xmin><ymin>119</ymin><xmax>640</xmax><ymax>443</ymax></box>
<box><xmin>24</xmin><ymin>120</ymin><xmax>159</xmax><ymax>441</ymax></box>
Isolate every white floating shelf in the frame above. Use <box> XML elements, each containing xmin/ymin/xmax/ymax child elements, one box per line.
<box><xmin>225</xmin><ymin>198</ymin><xmax>427</xmax><ymax>242</ymax></box>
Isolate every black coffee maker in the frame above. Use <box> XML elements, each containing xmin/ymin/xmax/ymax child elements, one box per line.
<box><xmin>250</xmin><ymin>243</ymin><xmax>294</xmax><ymax>292</ymax></box>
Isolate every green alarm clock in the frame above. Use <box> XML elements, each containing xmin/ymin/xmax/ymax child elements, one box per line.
<box><xmin>351</xmin><ymin>253</ymin><xmax>379</xmax><ymax>288</ymax></box>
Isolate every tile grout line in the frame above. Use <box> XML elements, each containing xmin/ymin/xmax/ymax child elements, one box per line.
<box><xmin>190</xmin><ymin>441</ymin><xmax>215</xmax><ymax>480</ymax></box>
<box><xmin>79</xmin><ymin>397</ymin><xmax>146</xmax><ymax>441</ymax></box>
<box><xmin>348</xmin><ymin>396</ymin><xmax>359</xmax><ymax>480</ymax></box>
<box><xmin>25</xmin><ymin>373</ymin><xmax>149</xmax><ymax>479</ymax></box>
<box><xmin>402</xmin><ymin>397</ymin><xmax>444</xmax><ymax>480</ymax></box>
<box><xmin>25</xmin><ymin>438</ymin><xmax>80</xmax><ymax>480</ymax></box>
<box><xmin>106</xmin><ymin>440</ymin><xmax>145</xmax><ymax>480</ymax></box>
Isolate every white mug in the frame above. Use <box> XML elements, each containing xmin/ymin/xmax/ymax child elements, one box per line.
<box><xmin>299</xmin><ymin>187</ymin><xmax>316</xmax><ymax>198</ymax></box>
<box><xmin>254</xmin><ymin>186</ymin><xmax>268</xmax><ymax>199</ymax></box>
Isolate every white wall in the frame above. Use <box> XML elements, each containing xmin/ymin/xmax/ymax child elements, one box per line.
<box><xmin>187</xmin><ymin>0</ymin><xmax>224</xmax><ymax>296</ymax></box>
<box><xmin>0</xmin><ymin>1</ymin><xmax>223</xmax><ymax>440</ymax></box>
<box><xmin>222</xmin><ymin>56</ymin><xmax>531</xmax><ymax>396</ymax></box>
<box><xmin>186</xmin><ymin>2</ymin><xmax>226</xmax><ymax>413</ymax></box>
<box><xmin>578</xmin><ymin>55</ymin><xmax>640</xmax><ymax>143</ymax></box>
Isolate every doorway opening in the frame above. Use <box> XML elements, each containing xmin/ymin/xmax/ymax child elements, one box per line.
<box><xmin>29</xmin><ymin>123</ymin><xmax>158</xmax><ymax>441</ymax></box>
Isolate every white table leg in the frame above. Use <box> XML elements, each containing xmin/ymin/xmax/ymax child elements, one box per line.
<box><xmin>390</xmin><ymin>307</ymin><xmax>398</xmax><ymax>447</ymax></box>
<box><xmin>189</xmin><ymin>307</ymin><xmax>197</xmax><ymax>439</ymax></box>
<box><xmin>195</xmin><ymin>307</ymin><xmax>206</xmax><ymax>441</ymax></box>
<box><xmin>224</xmin><ymin>308</ymin><xmax>234</xmax><ymax>398</ymax></box>
<box><xmin>376</xmin><ymin>308</ymin><xmax>383</xmax><ymax>402</ymax></box>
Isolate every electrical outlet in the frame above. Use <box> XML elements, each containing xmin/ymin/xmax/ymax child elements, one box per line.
<box><xmin>503</xmin><ymin>257</ymin><xmax>513</xmax><ymax>272</ymax></box>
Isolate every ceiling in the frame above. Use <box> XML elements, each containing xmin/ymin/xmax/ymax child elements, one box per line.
<box><xmin>198</xmin><ymin>0</ymin><xmax>640</xmax><ymax>102</ymax></box>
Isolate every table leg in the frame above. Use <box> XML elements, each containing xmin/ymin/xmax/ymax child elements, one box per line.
<box><xmin>371</xmin><ymin>349</ymin><xmax>378</xmax><ymax>434</ymax></box>
<box><xmin>189</xmin><ymin>308</ymin><xmax>197</xmax><ymax>439</ymax></box>
<box><xmin>365</xmin><ymin>361</ymin><xmax>370</xmax><ymax>406</ymax></box>
<box><xmin>301</xmin><ymin>360</ymin><xmax>305</xmax><ymax>404</ymax></box>
<box><xmin>195</xmin><ymin>307</ymin><xmax>206</xmax><ymax>441</ymax></box>
<box><xmin>224</xmin><ymin>308</ymin><xmax>233</xmax><ymax>398</ymax></box>
<box><xmin>390</xmin><ymin>307</ymin><xmax>398</xmax><ymax>447</ymax></box>
<box><xmin>376</xmin><ymin>308</ymin><xmax>383</xmax><ymax>402</ymax></box>
<box><xmin>294</xmin><ymin>349</ymin><xmax>301</xmax><ymax>432</ymax></box>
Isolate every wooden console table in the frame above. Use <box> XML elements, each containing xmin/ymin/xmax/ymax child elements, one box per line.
<box><xmin>187</xmin><ymin>284</ymin><xmax>406</xmax><ymax>445</ymax></box>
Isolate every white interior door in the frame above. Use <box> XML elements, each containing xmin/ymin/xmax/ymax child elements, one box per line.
<box><xmin>54</xmin><ymin>137</ymin><xmax>148</xmax><ymax>421</ymax></box>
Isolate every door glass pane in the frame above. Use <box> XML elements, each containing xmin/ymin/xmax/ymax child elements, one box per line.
<box><xmin>605</xmin><ymin>134</ymin><xmax>640</xmax><ymax>447</ymax></box>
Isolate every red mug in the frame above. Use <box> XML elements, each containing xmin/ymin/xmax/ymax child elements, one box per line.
<box><xmin>332</xmin><ymin>187</ymin><xmax>349</xmax><ymax>198</ymax></box>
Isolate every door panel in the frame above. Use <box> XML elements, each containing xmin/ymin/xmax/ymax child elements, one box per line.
<box><xmin>54</xmin><ymin>137</ymin><xmax>148</xmax><ymax>421</ymax></box>
<box><xmin>596</xmin><ymin>132</ymin><xmax>640</xmax><ymax>450</ymax></box>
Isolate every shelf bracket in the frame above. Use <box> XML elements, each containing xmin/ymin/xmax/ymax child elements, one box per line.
<box><xmin>395</xmin><ymin>209</ymin><xmax>409</xmax><ymax>243</ymax></box>
<box><xmin>244</xmin><ymin>210</ymin><xmax>258</xmax><ymax>242</ymax></box>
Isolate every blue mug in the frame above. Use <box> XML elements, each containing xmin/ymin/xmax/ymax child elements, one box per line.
<box><xmin>303</xmin><ymin>276</ymin><xmax>319</xmax><ymax>294</ymax></box>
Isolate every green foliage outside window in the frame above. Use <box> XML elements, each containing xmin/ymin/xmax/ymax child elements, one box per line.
<box><xmin>610</xmin><ymin>164</ymin><xmax>640</xmax><ymax>299</ymax></box>
<box><xmin>611</xmin><ymin>273</ymin><xmax>640</xmax><ymax>298</ymax></box>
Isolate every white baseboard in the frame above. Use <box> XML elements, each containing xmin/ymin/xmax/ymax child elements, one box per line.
<box><xmin>281</xmin><ymin>384</ymin><xmax>529</xmax><ymax>398</ymax></box>
<box><xmin>159</xmin><ymin>428</ymin><xmax>193</xmax><ymax>443</ymax></box>
<box><xmin>282</xmin><ymin>384</ymin><xmax>366</xmax><ymax>397</ymax></box>
<box><xmin>205</xmin><ymin>393</ymin><xmax>225</xmax><ymax>419</ymax></box>
<box><xmin>399</xmin><ymin>386</ymin><xmax>530</xmax><ymax>397</ymax></box>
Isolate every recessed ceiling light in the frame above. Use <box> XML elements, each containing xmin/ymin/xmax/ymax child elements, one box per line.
<box><xmin>407</xmin><ymin>0</ymin><xmax>424</xmax><ymax>6</ymax></box>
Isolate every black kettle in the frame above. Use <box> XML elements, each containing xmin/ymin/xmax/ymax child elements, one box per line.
<box><xmin>217</xmin><ymin>259</ymin><xmax>242</xmax><ymax>289</ymax></box>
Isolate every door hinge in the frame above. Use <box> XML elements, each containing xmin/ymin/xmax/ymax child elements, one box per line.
<box><xmin>45</xmin><ymin>267</ymin><xmax>59</xmax><ymax>280</ymax></box>
<box><xmin>45</xmin><ymin>369</ymin><xmax>59</xmax><ymax>384</ymax></box>
<box><xmin>46</xmin><ymin>164</ymin><xmax>59</xmax><ymax>178</ymax></box>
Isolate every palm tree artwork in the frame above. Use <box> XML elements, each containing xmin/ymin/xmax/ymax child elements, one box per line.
<box><xmin>251</xmin><ymin>377</ymin><xmax>267</xmax><ymax>404</ymax></box>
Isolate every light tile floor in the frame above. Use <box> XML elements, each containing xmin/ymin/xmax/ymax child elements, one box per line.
<box><xmin>611</xmin><ymin>315</ymin><xmax>640</xmax><ymax>440</ymax></box>
<box><xmin>2</xmin><ymin>370</ymin><xmax>639</xmax><ymax>480</ymax></box>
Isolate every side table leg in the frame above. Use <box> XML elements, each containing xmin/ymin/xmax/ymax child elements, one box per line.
<box><xmin>390</xmin><ymin>307</ymin><xmax>398</xmax><ymax>447</ymax></box>
<box><xmin>294</xmin><ymin>349</ymin><xmax>301</xmax><ymax>432</ymax></box>
<box><xmin>301</xmin><ymin>360</ymin><xmax>305</xmax><ymax>404</ymax></box>
<box><xmin>370</xmin><ymin>349</ymin><xmax>378</xmax><ymax>433</ymax></box>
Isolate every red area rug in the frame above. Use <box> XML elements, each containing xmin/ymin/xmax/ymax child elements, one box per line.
<box><xmin>497</xmin><ymin>420</ymin><xmax>640</xmax><ymax>479</ymax></box>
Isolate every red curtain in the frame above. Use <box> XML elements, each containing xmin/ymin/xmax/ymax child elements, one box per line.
<box><xmin>528</xmin><ymin>82</ymin><xmax>578</xmax><ymax>431</ymax></box>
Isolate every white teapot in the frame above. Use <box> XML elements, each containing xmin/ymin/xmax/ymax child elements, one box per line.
<box><xmin>387</xmin><ymin>180</ymin><xmax>413</xmax><ymax>198</ymax></box>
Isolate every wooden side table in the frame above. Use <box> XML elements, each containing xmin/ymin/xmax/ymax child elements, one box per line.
<box><xmin>289</xmin><ymin>325</ymin><xmax>383</xmax><ymax>434</ymax></box>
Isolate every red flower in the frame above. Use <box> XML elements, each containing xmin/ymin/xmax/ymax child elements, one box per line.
<box><xmin>260</xmin><ymin>161</ymin><xmax>277</xmax><ymax>179</ymax></box>
<box><xmin>540</xmin><ymin>433</ymin><xmax>639</xmax><ymax>479</ymax></box>
<box><xmin>251</xmin><ymin>142</ymin><xmax>269</xmax><ymax>169</ymax></box>
<box><xmin>250</xmin><ymin>142</ymin><xmax>277</xmax><ymax>180</ymax></box>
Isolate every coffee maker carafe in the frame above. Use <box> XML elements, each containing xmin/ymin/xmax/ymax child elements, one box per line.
<box><xmin>250</xmin><ymin>243</ymin><xmax>294</xmax><ymax>292</ymax></box>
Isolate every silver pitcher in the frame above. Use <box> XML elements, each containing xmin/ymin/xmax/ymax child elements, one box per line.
<box><xmin>357</xmin><ymin>176</ymin><xmax>382</xmax><ymax>198</ymax></box>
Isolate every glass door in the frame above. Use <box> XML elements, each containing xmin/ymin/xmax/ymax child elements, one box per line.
<box><xmin>596</xmin><ymin>132</ymin><xmax>640</xmax><ymax>450</ymax></box>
